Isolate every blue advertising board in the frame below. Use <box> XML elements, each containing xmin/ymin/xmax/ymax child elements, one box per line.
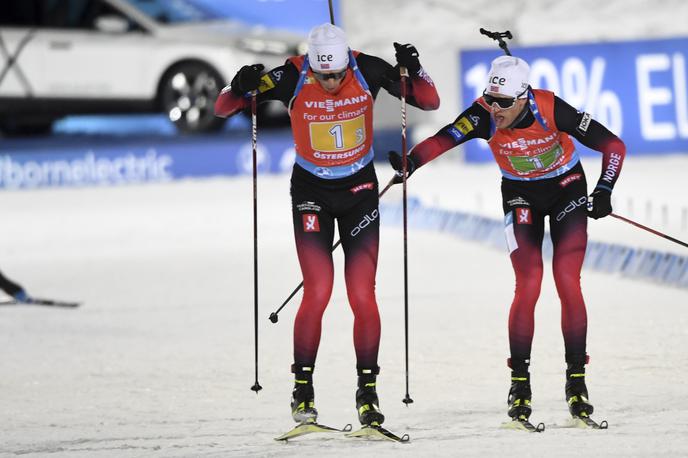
<box><xmin>0</xmin><ymin>131</ymin><xmax>296</xmax><ymax>189</ymax></box>
<box><xmin>460</xmin><ymin>37</ymin><xmax>688</xmax><ymax>162</ymax></box>
<box><xmin>0</xmin><ymin>126</ymin><xmax>402</xmax><ymax>190</ymax></box>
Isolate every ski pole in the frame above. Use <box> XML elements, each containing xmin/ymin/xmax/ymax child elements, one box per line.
<box><xmin>610</xmin><ymin>213</ymin><xmax>688</xmax><ymax>249</ymax></box>
<box><xmin>249</xmin><ymin>91</ymin><xmax>262</xmax><ymax>393</ymax></box>
<box><xmin>268</xmin><ymin>176</ymin><xmax>396</xmax><ymax>324</ymax></box>
<box><xmin>479</xmin><ymin>28</ymin><xmax>513</xmax><ymax>56</ymax></box>
<box><xmin>328</xmin><ymin>0</ymin><xmax>335</xmax><ymax>25</ymax></box>
<box><xmin>399</xmin><ymin>66</ymin><xmax>414</xmax><ymax>406</ymax></box>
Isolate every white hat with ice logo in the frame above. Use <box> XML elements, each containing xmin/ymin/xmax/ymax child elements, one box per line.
<box><xmin>485</xmin><ymin>55</ymin><xmax>530</xmax><ymax>98</ymax></box>
<box><xmin>307</xmin><ymin>23</ymin><xmax>349</xmax><ymax>72</ymax></box>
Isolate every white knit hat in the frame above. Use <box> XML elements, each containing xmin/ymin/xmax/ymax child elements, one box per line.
<box><xmin>307</xmin><ymin>23</ymin><xmax>349</xmax><ymax>72</ymax></box>
<box><xmin>485</xmin><ymin>56</ymin><xmax>530</xmax><ymax>98</ymax></box>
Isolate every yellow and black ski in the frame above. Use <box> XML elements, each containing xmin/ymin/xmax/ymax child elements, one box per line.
<box><xmin>274</xmin><ymin>421</ymin><xmax>352</xmax><ymax>441</ymax></box>
<box><xmin>501</xmin><ymin>416</ymin><xmax>546</xmax><ymax>433</ymax></box>
<box><xmin>566</xmin><ymin>413</ymin><xmax>608</xmax><ymax>429</ymax></box>
<box><xmin>346</xmin><ymin>423</ymin><xmax>410</xmax><ymax>443</ymax></box>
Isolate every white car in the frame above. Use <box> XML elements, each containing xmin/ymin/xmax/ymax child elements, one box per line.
<box><xmin>0</xmin><ymin>0</ymin><xmax>305</xmax><ymax>134</ymax></box>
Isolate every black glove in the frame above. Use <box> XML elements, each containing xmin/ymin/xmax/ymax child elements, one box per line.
<box><xmin>393</xmin><ymin>42</ymin><xmax>421</xmax><ymax>74</ymax></box>
<box><xmin>230</xmin><ymin>64</ymin><xmax>265</xmax><ymax>95</ymax></box>
<box><xmin>388</xmin><ymin>150</ymin><xmax>417</xmax><ymax>184</ymax></box>
<box><xmin>587</xmin><ymin>188</ymin><xmax>612</xmax><ymax>219</ymax></box>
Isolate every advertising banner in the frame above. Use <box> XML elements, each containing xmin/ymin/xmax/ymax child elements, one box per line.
<box><xmin>460</xmin><ymin>37</ymin><xmax>688</xmax><ymax>162</ymax></box>
<box><xmin>0</xmin><ymin>132</ymin><xmax>296</xmax><ymax>189</ymax></box>
<box><xmin>0</xmin><ymin>127</ymin><xmax>400</xmax><ymax>190</ymax></box>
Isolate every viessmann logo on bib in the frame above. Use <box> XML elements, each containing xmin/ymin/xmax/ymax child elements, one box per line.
<box><xmin>498</xmin><ymin>133</ymin><xmax>557</xmax><ymax>151</ymax></box>
<box><xmin>304</xmin><ymin>94</ymin><xmax>369</xmax><ymax>113</ymax></box>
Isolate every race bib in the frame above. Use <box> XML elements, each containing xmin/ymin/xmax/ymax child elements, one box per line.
<box><xmin>309</xmin><ymin>115</ymin><xmax>366</xmax><ymax>152</ymax></box>
<box><xmin>509</xmin><ymin>143</ymin><xmax>563</xmax><ymax>173</ymax></box>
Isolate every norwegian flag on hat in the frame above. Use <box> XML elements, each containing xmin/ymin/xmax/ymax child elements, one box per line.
<box><xmin>321</xmin><ymin>62</ymin><xmax>330</xmax><ymax>69</ymax></box>
<box><xmin>490</xmin><ymin>85</ymin><xmax>500</xmax><ymax>92</ymax></box>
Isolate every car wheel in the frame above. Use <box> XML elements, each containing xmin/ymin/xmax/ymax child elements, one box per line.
<box><xmin>159</xmin><ymin>62</ymin><xmax>226</xmax><ymax>134</ymax></box>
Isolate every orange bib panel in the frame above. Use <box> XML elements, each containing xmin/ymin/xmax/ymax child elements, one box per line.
<box><xmin>478</xmin><ymin>89</ymin><xmax>579</xmax><ymax>180</ymax></box>
<box><xmin>288</xmin><ymin>55</ymin><xmax>374</xmax><ymax>169</ymax></box>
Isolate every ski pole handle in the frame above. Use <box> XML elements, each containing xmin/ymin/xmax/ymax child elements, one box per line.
<box><xmin>400</xmin><ymin>66</ymin><xmax>409</xmax><ymax>182</ymax></box>
<box><xmin>479</xmin><ymin>27</ymin><xmax>513</xmax><ymax>55</ymax></box>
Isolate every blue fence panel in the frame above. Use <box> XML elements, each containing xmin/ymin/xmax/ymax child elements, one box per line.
<box><xmin>381</xmin><ymin>200</ymin><xmax>688</xmax><ymax>290</ymax></box>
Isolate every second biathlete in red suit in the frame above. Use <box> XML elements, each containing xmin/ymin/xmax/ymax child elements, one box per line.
<box><xmin>410</xmin><ymin>89</ymin><xmax>625</xmax><ymax>363</ymax></box>
<box><xmin>391</xmin><ymin>55</ymin><xmax>625</xmax><ymax>420</ymax></box>
<box><xmin>215</xmin><ymin>25</ymin><xmax>439</xmax><ymax>423</ymax></box>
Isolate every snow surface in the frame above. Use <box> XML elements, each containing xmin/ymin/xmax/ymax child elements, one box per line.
<box><xmin>1</xmin><ymin>154</ymin><xmax>687</xmax><ymax>457</ymax></box>
<box><xmin>2</xmin><ymin>1</ymin><xmax>688</xmax><ymax>456</ymax></box>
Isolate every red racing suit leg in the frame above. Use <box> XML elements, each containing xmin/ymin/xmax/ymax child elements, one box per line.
<box><xmin>502</xmin><ymin>163</ymin><xmax>589</xmax><ymax>361</ymax></box>
<box><xmin>549</xmin><ymin>168</ymin><xmax>588</xmax><ymax>359</ymax></box>
<box><xmin>290</xmin><ymin>163</ymin><xmax>381</xmax><ymax>370</ymax></box>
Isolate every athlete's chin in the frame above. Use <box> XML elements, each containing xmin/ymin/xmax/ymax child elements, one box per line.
<box><xmin>494</xmin><ymin>116</ymin><xmax>508</xmax><ymax>128</ymax></box>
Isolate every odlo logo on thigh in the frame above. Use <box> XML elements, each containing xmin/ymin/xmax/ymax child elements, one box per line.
<box><xmin>555</xmin><ymin>196</ymin><xmax>587</xmax><ymax>221</ymax></box>
<box><xmin>516</xmin><ymin>207</ymin><xmax>531</xmax><ymax>224</ymax></box>
<box><xmin>351</xmin><ymin>209</ymin><xmax>379</xmax><ymax>237</ymax></box>
<box><xmin>302</xmin><ymin>214</ymin><xmax>320</xmax><ymax>232</ymax></box>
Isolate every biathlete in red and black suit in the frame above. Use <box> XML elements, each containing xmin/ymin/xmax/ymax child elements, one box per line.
<box><xmin>388</xmin><ymin>55</ymin><xmax>625</xmax><ymax>422</ymax></box>
<box><xmin>215</xmin><ymin>23</ymin><xmax>439</xmax><ymax>427</ymax></box>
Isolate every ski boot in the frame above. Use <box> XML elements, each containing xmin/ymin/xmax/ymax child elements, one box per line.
<box><xmin>291</xmin><ymin>365</ymin><xmax>318</xmax><ymax>423</ymax></box>
<box><xmin>507</xmin><ymin>358</ymin><xmax>532</xmax><ymax>420</ymax></box>
<box><xmin>565</xmin><ymin>355</ymin><xmax>594</xmax><ymax>417</ymax></box>
<box><xmin>355</xmin><ymin>367</ymin><xmax>385</xmax><ymax>426</ymax></box>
